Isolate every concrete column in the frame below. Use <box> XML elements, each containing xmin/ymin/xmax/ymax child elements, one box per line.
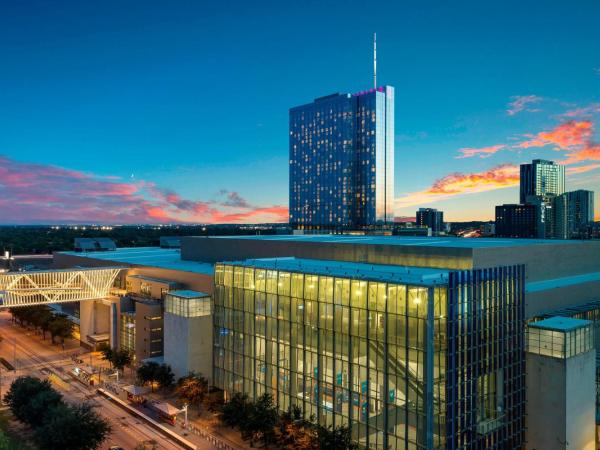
<box><xmin>79</xmin><ymin>300</ymin><xmax>95</xmax><ymax>346</ymax></box>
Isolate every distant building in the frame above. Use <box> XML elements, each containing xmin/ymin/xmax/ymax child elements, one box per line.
<box><xmin>555</xmin><ymin>190</ymin><xmax>595</xmax><ymax>239</ymax></box>
<box><xmin>520</xmin><ymin>159</ymin><xmax>565</xmax><ymax>204</ymax></box>
<box><xmin>525</xmin><ymin>194</ymin><xmax>557</xmax><ymax>239</ymax></box>
<box><xmin>74</xmin><ymin>237</ymin><xmax>116</xmax><ymax>252</ymax></box>
<box><xmin>289</xmin><ymin>86</ymin><xmax>394</xmax><ymax>230</ymax></box>
<box><xmin>416</xmin><ymin>208</ymin><xmax>444</xmax><ymax>234</ymax></box>
<box><xmin>495</xmin><ymin>204</ymin><xmax>539</xmax><ymax>238</ymax></box>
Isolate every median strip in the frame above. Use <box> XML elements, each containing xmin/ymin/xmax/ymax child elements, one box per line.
<box><xmin>97</xmin><ymin>388</ymin><xmax>197</xmax><ymax>450</ymax></box>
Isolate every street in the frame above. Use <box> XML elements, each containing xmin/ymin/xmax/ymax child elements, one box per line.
<box><xmin>0</xmin><ymin>310</ymin><xmax>216</xmax><ymax>450</ymax></box>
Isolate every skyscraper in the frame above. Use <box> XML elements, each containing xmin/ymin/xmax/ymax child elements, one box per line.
<box><xmin>554</xmin><ymin>190</ymin><xmax>595</xmax><ymax>238</ymax></box>
<box><xmin>519</xmin><ymin>159</ymin><xmax>565</xmax><ymax>204</ymax></box>
<box><xmin>289</xmin><ymin>86</ymin><xmax>394</xmax><ymax>230</ymax></box>
<box><xmin>416</xmin><ymin>208</ymin><xmax>444</xmax><ymax>234</ymax></box>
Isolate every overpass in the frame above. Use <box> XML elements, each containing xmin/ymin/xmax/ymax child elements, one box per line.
<box><xmin>0</xmin><ymin>267</ymin><xmax>122</xmax><ymax>307</ymax></box>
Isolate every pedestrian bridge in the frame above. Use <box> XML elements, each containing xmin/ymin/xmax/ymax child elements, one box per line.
<box><xmin>0</xmin><ymin>267</ymin><xmax>122</xmax><ymax>307</ymax></box>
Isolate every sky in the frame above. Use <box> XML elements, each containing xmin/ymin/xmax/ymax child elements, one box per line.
<box><xmin>1</xmin><ymin>0</ymin><xmax>599</xmax><ymax>224</ymax></box>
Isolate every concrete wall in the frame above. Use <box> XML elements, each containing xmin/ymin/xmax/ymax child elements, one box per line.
<box><xmin>526</xmin><ymin>350</ymin><xmax>596</xmax><ymax>450</ymax></box>
<box><xmin>163</xmin><ymin>313</ymin><xmax>212</xmax><ymax>381</ymax></box>
<box><xmin>473</xmin><ymin>240</ymin><xmax>600</xmax><ymax>283</ymax></box>
<box><xmin>526</xmin><ymin>280</ymin><xmax>600</xmax><ymax>318</ymax></box>
<box><xmin>134</xmin><ymin>301</ymin><xmax>163</xmax><ymax>361</ymax></box>
<box><xmin>566</xmin><ymin>350</ymin><xmax>596</xmax><ymax>450</ymax></box>
<box><xmin>181</xmin><ymin>236</ymin><xmax>474</xmax><ymax>270</ymax></box>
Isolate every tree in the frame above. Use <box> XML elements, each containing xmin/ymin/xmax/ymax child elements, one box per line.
<box><xmin>136</xmin><ymin>362</ymin><xmax>174</xmax><ymax>392</ymax></box>
<box><xmin>48</xmin><ymin>314</ymin><xmax>73</xmax><ymax>344</ymax></box>
<box><xmin>98</xmin><ymin>343</ymin><xmax>114</xmax><ymax>367</ymax></box>
<box><xmin>220</xmin><ymin>392</ymin><xmax>250</xmax><ymax>428</ymax></box>
<box><xmin>37</xmin><ymin>308</ymin><xmax>54</xmax><ymax>340</ymax></box>
<box><xmin>245</xmin><ymin>394</ymin><xmax>279</xmax><ymax>449</ymax></box>
<box><xmin>4</xmin><ymin>376</ymin><xmax>57</xmax><ymax>425</ymax></box>
<box><xmin>33</xmin><ymin>402</ymin><xmax>111</xmax><ymax>450</ymax></box>
<box><xmin>277</xmin><ymin>405</ymin><xmax>313</xmax><ymax>449</ymax></box>
<box><xmin>112</xmin><ymin>349</ymin><xmax>132</xmax><ymax>372</ymax></box>
<box><xmin>313</xmin><ymin>424</ymin><xmax>357</xmax><ymax>450</ymax></box>
<box><xmin>176</xmin><ymin>373</ymin><xmax>208</xmax><ymax>412</ymax></box>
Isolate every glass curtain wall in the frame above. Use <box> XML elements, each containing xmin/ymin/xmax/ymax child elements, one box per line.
<box><xmin>213</xmin><ymin>263</ymin><xmax>447</xmax><ymax>450</ymax></box>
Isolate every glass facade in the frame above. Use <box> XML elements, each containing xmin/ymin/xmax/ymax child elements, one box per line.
<box><xmin>120</xmin><ymin>311</ymin><xmax>135</xmax><ymax>356</ymax></box>
<box><xmin>165</xmin><ymin>291</ymin><xmax>211</xmax><ymax>317</ymax></box>
<box><xmin>289</xmin><ymin>86</ymin><xmax>394</xmax><ymax>230</ymax></box>
<box><xmin>213</xmin><ymin>261</ymin><xmax>525</xmax><ymax>450</ymax></box>
<box><xmin>519</xmin><ymin>159</ymin><xmax>565</xmax><ymax>204</ymax></box>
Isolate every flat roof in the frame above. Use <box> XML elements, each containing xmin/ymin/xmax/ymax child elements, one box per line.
<box><xmin>529</xmin><ymin>316</ymin><xmax>592</xmax><ymax>332</ymax></box>
<box><xmin>167</xmin><ymin>289</ymin><xmax>209</xmax><ymax>298</ymax></box>
<box><xmin>221</xmin><ymin>257</ymin><xmax>449</xmax><ymax>286</ymax></box>
<box><xmin>201</xmin><ymin>234</ymin><xmax>585</xmax><ymax>249</ymax></box>
<box><xmin>126</xmin><ymin>274</ymin><xmax>179</xmax><ymax>285</ymax></box>
<box><xmin>59</xmin><ymin>247</ymin><xmax>213</xmax><ymax>275</ymax></box>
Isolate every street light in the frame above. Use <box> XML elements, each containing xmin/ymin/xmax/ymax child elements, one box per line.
<box><xmin>182</xmin><ymin>403</ymin><xmax>188</xmax><ymax>428</ymax></box>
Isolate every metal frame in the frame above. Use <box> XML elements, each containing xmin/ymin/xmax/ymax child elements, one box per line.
<box><xmin>0</xmin><ymin>267</ymin><xmax>121</xmax><ymax>307</ymax></box>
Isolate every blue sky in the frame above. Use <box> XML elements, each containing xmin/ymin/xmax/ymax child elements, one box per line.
<box><xmin>1</xmin><ymin>0</ymin><xmax>599</xmax><ymax>223</ymax></box>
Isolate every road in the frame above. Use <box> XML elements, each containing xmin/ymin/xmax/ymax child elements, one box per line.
<box><xmin>0</xmin><ymin>310</ymin><xmax>215</xmax><ymax>450</ymax></box>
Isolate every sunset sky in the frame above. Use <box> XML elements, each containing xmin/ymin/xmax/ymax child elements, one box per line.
<box><xmin>1</xmin><ymin>0</ymin><xmax>599</xmax><ymax>224</ymax></box>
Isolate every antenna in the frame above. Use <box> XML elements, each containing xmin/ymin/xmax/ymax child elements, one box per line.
<box><xmin>373</xmin><ymin>32</ymin><xmax>377</xmax><ymax>88</ymax></box>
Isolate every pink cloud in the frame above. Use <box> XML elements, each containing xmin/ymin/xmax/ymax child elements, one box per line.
<box><xmin>559</xmin><ymin>103</ymin><xmax>600</xmax><ymax>118</ymax></box>
<box><xmin>507</xmin><ymin>95</ymin><xmax>543</xmax><ymax>116</ymax></box>
<box><xmin>0</xmin><ymin>155</ymin><xmax>288</xmax><ymax>224</ymax></box>
<box><xmin>456</xmin><ymin>144</ymin><xmax>505</xmax><ymax>159</ymax></box>
<box><xmin>566</xmin><ymin>163</ymin><xmax>600</xmax><ymax>174</ymax></box>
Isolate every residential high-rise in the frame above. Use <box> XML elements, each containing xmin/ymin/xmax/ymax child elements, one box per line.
<box><xmin>555</xmin><ymin>190</ymin><xmax>595</xmax><ymax>239</ymax></box>
<box><xmin>495</xmin><ymin>204</ymin><xmax>539</xmax><ymax>238</ymax></box>
<box><xmin>416</xmin><ymin>208</ymin><xmax>444</xmax><ymax>234</ymax></box>
<box><xmin>519</xmin><ymin>159</ymin><xmax>565</xmax><ymax>204</ymax></box>
<box><xmin>289</xmin><ymin>86</ymin><xmax>394</xmax><ymax>230</ymax></box>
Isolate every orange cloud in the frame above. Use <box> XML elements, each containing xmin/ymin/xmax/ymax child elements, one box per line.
<box><xmin>456</xmin><ymin>144</ymin><xmax>505</xmax><ymax>159</ymax></box>
<box><xmin>563</xmin><ymin>144</ymin><xmax>600</xmax><ymax>165</ymax></box>
<box><xmin>396</xmin><ymin>164</ymin><xmax>519</xmax><ymax>209</ymax></box>
<box><xmin>519</xmin><ymin>121</ymin><xmax>593</xmax><ymax>149</ymax></box>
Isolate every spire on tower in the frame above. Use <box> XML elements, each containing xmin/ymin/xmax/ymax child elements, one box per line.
<box><xmin>373</xmin><ymin>32</ymin><xmax>377</xmax><ymax>88</ymax></box>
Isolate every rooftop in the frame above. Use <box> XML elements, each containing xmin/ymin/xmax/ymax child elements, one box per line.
<box><xmin>167</xmin><ymin>289</ymin><xmax>209</xmax><ymax>298</ymax></box>
<box><xmin>222</xmin><ymin>257</ymin><xmax>450</xmax><ymax>286</ymax></box>
<box><xmin>529</xmin><ymin>316</ymin><xmax>592</xmax><ymax>332</ymax></box>
<box><xmin>59</xmin><ymin>247</ymin><xmax>213</xmax><ymax>275</ymax></box>
<box><xmin>200</xmin><ymin>234</ymin><xmax>584</xmax><ymax>249</ymax></box>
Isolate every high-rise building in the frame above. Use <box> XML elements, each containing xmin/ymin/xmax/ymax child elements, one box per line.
<box><xmin>416</xmin><ymin>208</ymin><xmax>444</xmax><ymax>234</ymax></box>
<box><xmin>495</xmin><ymin>204</ymin><xmax>540</xmax><ymax>238</ymax></box>
<box><xmin>555</xmin><ymin>190</ymin><xmax>595</xmax><ymax>239</ymax></box>
<box><xmin>519</xmin><ymin>159</ymin><xmax>565</xmax><ymax>204</ymax></box>
<box><xmin>289</xmin><ymin>86</ymin><xmax>394</xmax><ymax>230</ymax></box>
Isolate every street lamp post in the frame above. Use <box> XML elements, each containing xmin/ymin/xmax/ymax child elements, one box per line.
<box><xmin>183</xmin><ymin>403</ymin><xmax>188</xmax><ymax>428</ymax></box>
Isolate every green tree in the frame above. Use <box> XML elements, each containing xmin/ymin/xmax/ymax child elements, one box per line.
<box><xmin>245</xmin><ymin>394</ymin><xmax>279</xmax><ymax>449</ymax></box>
<box><xmin>220</xmin><ymin>392</ymin><xmax>250</xmax><ymax>428</ymax></box>
<box><xmin>112</xmin><ymin>349</ymin><xmax>132</xmax><ymax>372</ymax></box>
<box><xmin>136</xmin><ymin>362</ymin><xmax>174</xmax><ymax>391</ymax></box>
<box><xmin>48</xmin><ymin>314</ymin><xmax>73</xmax><ymax>344</ymax></box>
<box><xmin>97</xmin><ymin>343</ymin><xmax>114</xmax><ymax>368</ymax></box>
<box><xmin>314</xmin><ymin>424</ymin><xmax>357</xmax><ymax>450</ymax></box>
<box><xmin>34</xmin><ymin>402</ymin><xmax>111</xmax><ymax>450</ymax></box>
<box><xmin>176</xmin><ymin>373</ymin><xmax>208</xmax><ymax>412</ymax></box>
<box><xmin>4</xmin><ymin>376</ymin><xmax>56</xmax><ymax>425</ymax></box>
<box><xmin>37</xmin><ymin>308</ymin><xmax>54</xmax><ymax>340</ymax></box>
